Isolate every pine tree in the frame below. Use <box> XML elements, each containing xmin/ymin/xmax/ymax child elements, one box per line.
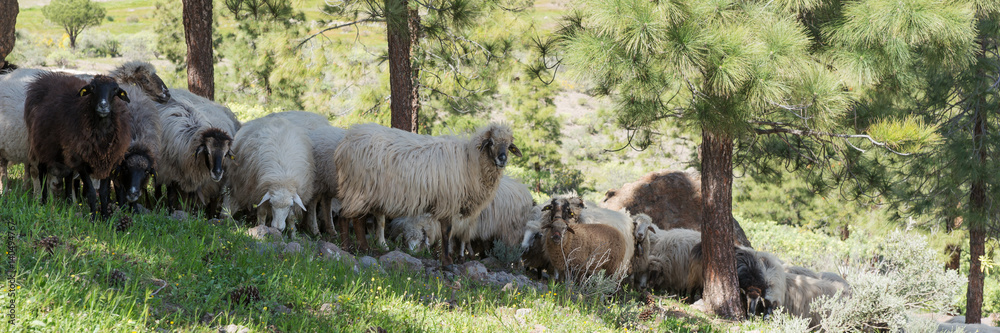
<box><xmin>557</xmin><ymin>0</ymin><xmax>975</xmax><ymax>319</ymax></box>
<box><xmin>183</xmin><ymin>0</ymin><xmax>215</xmax><ymax>99</ymax></box>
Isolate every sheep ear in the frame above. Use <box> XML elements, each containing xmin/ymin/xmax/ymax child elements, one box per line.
<box><xmin>508</xmin><ymin>143</ymin><xmax>522</xmax><ymax>157</ymax></box>
<box><xmin>79</xmin><ymin>86</ymin><xmax>92</xmax><ymax>97</ymax></box>
<box><xmin>566</xmin><ymin>224</ymin><xmax>575</xmax><ymax>234</ymax></box>
<box><xmin>647</xmin><ymin>225</ymin><xmax>655</xmax><ymax>233</ymax></box>
<box><xmin>479</xmin><ymin>138</ymin><xmax>493</xmax><ymax>152</ymax></box>
<box><xmin>257</xmin><ymin>192</ymin><xmax>272</xmax><ymax>206</ymax></box>
<box><xmin>116</xmin><ymin>88</ymin><xmax>130</xmax><ymax>103</ymax></box>
<box><xmin>293</xmin><ymin>194</ymin><xmax>307</xmax><ymax>212</ymax></box>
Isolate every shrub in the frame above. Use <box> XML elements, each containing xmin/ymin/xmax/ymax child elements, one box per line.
<box><xmin>78</xmin><ymin>31</ymin><xmax>120</xmax><ymax>57</ymax></box>
<box><xmin>44</xmin><ymin>50</ymin><xmax>75</xmax><ymax>68</ymax></box>
<box><xmin>486</xmin><ymin>240</ymin><xmax>523</xmax><ymax>266</ymax></box>
<box><xmin>811</xmin><ymin>231</ymin><xmax>964</xmax><ymax>332</ymax></box>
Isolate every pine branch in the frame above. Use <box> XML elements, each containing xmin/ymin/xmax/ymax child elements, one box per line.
<box><xmin>296</xmin><ymin>17</ymin><xmax>384</xmax><ymax>49</ymax></box>
<box><xmin>751</xmin><ymin>120</ymin><xmax>914</xmax><ymax>156</ymax></box>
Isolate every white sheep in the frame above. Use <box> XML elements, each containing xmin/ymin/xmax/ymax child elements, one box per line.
<box><xmin>388</xmin><ymin>214</ymin><xmax>442</xmax><ymax>252</ymax></box>
<box><xmin>0</xmin><ymin>68</ymin><xmax>47</xmax><ymax>195</ymax></box>
<box><xmin>334</xmin><ymin>122</ymin><xmax>520</xmax><ymax>264</ymax></box>
<box><xmin>262</xmin><ymin>111</ymin><xmax>329</xmax><ymax>130</ymax></box>
<box><xmin>304</xmin><ymin>124</ymin><xmax>346</xmax><ymax>236</ymax></box>
<box><xmin>645</xmin><ymin>228</ymin><xmax>703</xmax><ymax>295</ymax></box>
<box><xmin>782</xmin><ymin>272</ymin><xmax>849</xmax><ymax>329</ymax></box>
<box><xmin>453</xmin><ymin>176</ymin><xmax>535</xmax><ymax>258</ymax></box>
<box><xmin>155</xmin><ymin>99</ymin><xmax>235</xmax><ymax>212</ymax></box>
<box><xmin>170</xmin><ymin>88</ymin><xmax>241</xmax><ymax>133</ymax></box>
<box><xmin>224</xmin><ymin>117</ymin><xmax>314</xmax><ymax>231</ymax></box>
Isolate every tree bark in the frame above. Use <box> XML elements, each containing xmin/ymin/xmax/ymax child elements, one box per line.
<box><xmin>966</xmin><ymin>101</ymin><xmax>987</xmax><ymax>324</ymax></box>
<box><xmin>0</xmin><ymin>0</ymin><xmax>17</xmax><ymax>68</ymax></box>
<box><xmin>387</xmin><ymin>0</ymin><xmax>419</xmax><ymax>133</ymax></box>
<box><xmin>700</xmin><ymin>128</ymin><xmax>743</xmax><ymax>320</ymax></box>
<box><xmin>183</xmin><ymin>0</ymin><xmax>215</xmax><ymax>100</ymax></box>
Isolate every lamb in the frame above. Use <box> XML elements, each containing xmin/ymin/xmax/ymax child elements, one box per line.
<box><xmin>334</xmin><ymin>122</ymin><xmax>520</xmax><ymax>265</ymax></box>
<box><xmin>630</xmin><ymin>213</ymin><xmax>658</xmax><ymax>288</ymax></box>
<box><xmin>0</xmin><ymin>68</ymin><xmax>47</xmax><ymax>195</ymax></box>
<box><xmin>304</xmin><ymin>124</ymin><xmax>345</xmax><ymax>237</ymax></box>
<box><xmin>24</xmin><ymin>73</ymin><xmax>131</xmax><ymax>217</ymax></box>
<box><xmin>112</xmin><ymin>84</ymin><xmax>161</xmax><ymax>211</ymax></box>
<box><xmin>155</xmin><ymin>98</ymin><xmax>235</xmax><ymax>213</ymax></box>
<box><xmin>453</xmin><ymin>176</ymin><xmax>535</xmax><ymax>258</ymax></box>
<box><xmin>224</xmin><ymin>117</ymin><xmax>314</xmax><ymax>231</ymax></box>
<box><xmin>388</xmin><ymin>214</ymin><xmax>442</xmax><ymax>252</ymax></box>
<box><xmin>541</xmin><ymin>197</ymin><xmax>628</xmax><ymax>281</ymax></box>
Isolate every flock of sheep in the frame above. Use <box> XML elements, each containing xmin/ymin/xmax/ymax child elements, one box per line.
<box><xmin>0</xmin><ymin>62</ymin><xmax>850</xmax><ymax>328</ymax></box>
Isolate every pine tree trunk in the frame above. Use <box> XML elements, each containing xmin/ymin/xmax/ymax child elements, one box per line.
<box><xmin>966</xmin><ymin>103</ymin><xmax>987</xmax><ymax>324</ymax></box>
<box><xmin>407</xmin><ymin>8</ymin><xmax>420</xmax><ymax>132</ymax></box>
<box><xmin>387</xmin><ymin>0</ymin><xmax>418</xmax><ymax>133</ymax></box>
<box><xmin>183</xmin><ymin>0</ymin><xmax>215</xmax><ymax>100</ymax></box>
<box><xmin>0</xmin><ymin>0</ymin><xmax>17</xmax><ymax>68</ymax></box>
<box><xmin>700</xmin><ymin>128</ymin><xmax>743</xmax><ymax>320</ymax></box>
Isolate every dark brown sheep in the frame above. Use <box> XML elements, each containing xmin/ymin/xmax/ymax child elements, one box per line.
<box><xmin>25</xmin><ymin>73</ymin><xmax>131</xmax><ymax>217</ymax></box>
<box><xmin>601</xmin><ymin>170</ymin><xmax>753</xmax><ymax>247</ymax></box>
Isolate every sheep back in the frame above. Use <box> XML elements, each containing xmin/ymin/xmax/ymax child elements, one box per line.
<box><xmin>544</xmin><ymin>222</ymin><xmax>628</xmax><ymax>279</ymax></box>
<box><xmin>469</xmin><ymin>176</ymin><xmax>534</xmax><ymax>247</ymax></box>
<box><xmin>170</xmin><ymin>88</ymin><xmax>240</xmax><ymax>134</ymax></box>
<box><xmin>647</xmin><ymin>228</ymin><xmax>702</xmax><ymax>291</ymax></box>
<box><xmin>334</xmin><ymin>122</ymin><xmax>517</xmax><ymax>221</ymax></box>
<box><xmin>308</xmin><ymin>125</ymin><xmax>346</xmax><ymax>199</ymax></box>
<box><xmin>601</xmin><ymin>170</ymin><xmax>752</xmax><ymax>247</ymax></box>
<box><xmin>265</xmin><ymin>111</ymin><xmax>330</xmax><ymax>131</ymax></box>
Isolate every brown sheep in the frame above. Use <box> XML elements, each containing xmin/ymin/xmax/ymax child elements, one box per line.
<box><xmin>601</xmin><ymin>170</ymin><xmax>752</xmax><ymax>247</ymax></box>
<box><xmin>542</xmin><ymin>197</ymin><xmax>628</xmax><ymax>281</ymax></box>
<box><xmin>25</xmin><ymin>73</ymin><xmax>131</xmax><ymax>217</ymax></box>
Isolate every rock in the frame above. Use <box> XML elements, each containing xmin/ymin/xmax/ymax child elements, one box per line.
<box><xmin>462</xmin><ymin>261</ymin><xmax>488</xmax><ymax>281</ymax></box>
<box><xmin>690</xmin><ymin>299</ymin><xmax>708</xmax><ymax>313</ymax></box>
<box><xmin>247</xmin><ymin>225</ymin><xmax>282</xmax><ymax>241</ymax></box>
<box><xmin>317</xmin><ymin>241</ymin><xmax>355</xmax><ymax>264</ymax></box>
<box><xmin>283</xmin><ymin>242</ymin><xmax>303</xmax><ymax>254</ymax></box>
<box><xmin>170</xmin><ymin>210</ymin><xmax>189</xmax><ymax>221</ymax></box>
<box><xmin>318</xmin><ymin>303</ymin><xmax>339</xmax><ymax>314</ymax></box>
<box><xmin>219</xmin><ymin>324</ymin><xmax>250</xmax><ymax>333</ymax></box>
<box><xmin>528</xmin><ymin>324</ymin><xmax>547</xmax><ymax>333</ymax></box>
<box><xmin>360</xmin><ymin>256</ymin><xmax>378</xmax><ymax>268</ymax></box>
<box><xmin>273</xmin><ymin>304</ymin><xmax>292</xmax><ymax>314</ymax></box>
<box><xmin>379</xmin><ymin>250</ymin><xmax>424</xmax><ymax>272</ymax></box>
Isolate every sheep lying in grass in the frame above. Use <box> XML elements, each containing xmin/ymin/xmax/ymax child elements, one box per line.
<box><xmin>224</xmin><ymin>117</ymin><xmax>314</xmax><ymax>232</ymax></box>
<box><xmin>335</xmin><ymin>123</ymin><xmax>519</xmax><ymax>264</ymax></box>
<box><xmin>540</xmin><ymin>196</ymin><xmax>628</xmax><ymax>282</ymax></box>
<box><xmin>0</xmin><ymin>68</ymin><xmax>46</xmax><ymax>195</ymax></box>
<box><xmin>388</xmin><ymin>214</ymin><xmax>442</xmax><ymax>252</ymax></box>
<box><xmin>645</xmin><ymin>228</ymin><xmax>704</xmax><ymax>296</ymax></box>
<box><xmin>25</xmin><ymin>73</ymin><xmax>132</xmax><ymax>217</ymax></box>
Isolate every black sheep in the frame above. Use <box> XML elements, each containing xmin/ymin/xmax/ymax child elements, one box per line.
<box><xmin>24</xmin><ymin>73</ymin><xmax>131</xmax><ymax>218</ymax></box>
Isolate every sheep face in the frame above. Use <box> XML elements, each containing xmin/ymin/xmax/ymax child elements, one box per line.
<box><xmin>81</xmin><ymin>75</ymin><xmax>130</xmax><ymax>117</ymax></box>
<box><xmin>258</xmin><ymin>189</ymin><xmax>306</xmax><ymax>231</ymax></box>
<box><xmin>196</xmin><ymin>128</ymin><xmax>234</xmax><ymax>182</ymax></box>
<box><xmin>477</xmin><ymin>126</ymin><xmax>521</xmax><ymax>168</ymax></box>
<box><xmin>117</xmin><ymin>147</ymin><xmax>154</xmax><ymax>203</ymax></box>
<box><xmin>735</xmin><ymin>247</ymin><xmax>769</xmax><ymax>317</ymax></box>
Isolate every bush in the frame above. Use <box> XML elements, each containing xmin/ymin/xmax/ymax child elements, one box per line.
<box><xmin>44</xmin><ymin>50</ymin><xmax>76</xmax><ymax>68</ymax></box>
<box><xmin>78</xmin><ymin>31</ymin><xmax>120</xmax><ymax>57</ymax></box>
<box><xmin>811</xmin><ymin>231</ymin><xmax>964</xmax><ymax>332</ymax></box>
<box><xmin>486</xmin><ymin>239</ymin><xmax>523</xmax><ymax>266</ymax></box>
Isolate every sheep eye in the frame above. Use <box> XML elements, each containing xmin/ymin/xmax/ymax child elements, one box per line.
<box><xmin>542</xmin><ymin>204</ymin><xmax>551</xmax><ymax>211</ymax></box>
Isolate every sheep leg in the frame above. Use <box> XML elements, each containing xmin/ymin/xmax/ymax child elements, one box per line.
<box><xmin>376</xmin><ymin>214</ymin><xmax>388</xmax><ymax>250</ymax></box>
<box><xmin>318</xmin><ymin>197</ymin><xmax>335</xmax><ymax>238</ymax></box>
<box><xmin>439</xmin><ymin>217</ymin><xmax>454</xmax><ymax>267</ymax></box>
<box><xmin>37</xmin><ymin>163</ymin><xmax>48</xmax><ymax>204</ymax></box>
<box><xmin>352</xmin><ymin>217</ymin><xmax>369</xmax><ymax>252</ymax></box>
<box><xmin>205</xmin><ymin>197</ymin><xmax>220</xmax><ymax>219</ymax></box>
<box><xmin>305</xmin><ymin>198</ymin><xmax>320</xmax><ymax>236</ymax></box>
<box><xmin>99</xmin><ymin>178</ymin><xmax>112</xmax><ymax>217</ymax></box>
<box><xmin>338</xmin><ymin>215</ymin><xmax>352</xmax><ymax>248</ymax></box>
<box><xmin>80</xmin><ymin>173</ymin><xmax>99</xmax><ymax>219</ymax></box>
<box><xmin>166</xmin><ymin>185</ymin><xmax>180</xmax><ymax>211</ymax></box>
<box><xmin>0</xmin><ymin>157</ymin><xmax>6</xmax><ymax>194</ymax></box>
<box><xmin>28</xmin><ymin>163</ymin><xmax>42</xmax><ymax>198</ymax></box>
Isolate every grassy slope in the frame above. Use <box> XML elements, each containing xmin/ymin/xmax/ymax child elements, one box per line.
<box><xmin>0</xmin><ymin>165</ymin><xmax>723</xmax><ymax>332</ymax></box>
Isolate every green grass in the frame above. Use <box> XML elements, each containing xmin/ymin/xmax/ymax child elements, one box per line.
<box><xmin>0</xmin><ymin>176</ymin><xmax>728</xmax><ymax>332</ymax></box>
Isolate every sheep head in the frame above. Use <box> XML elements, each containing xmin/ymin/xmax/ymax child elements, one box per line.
<box><xmin>80</xmin><ymin>75</ymin><xmax>130</xmax><ymax>118</ymax></box>
<box><xmin>111</xmin><ymin>61</ymin><xmax>171</xmax><ymax>103</ymax></box>
<box><xmin>116</xmin><ymin>146</ymin><xmax>155</xmax><ymax>203</ymax></box>
<box><xmin>735</xmin><ymin>247</ymin><xmax>768</xmax><ymax>317</ymax></box>
<box><xmin>540</xmin><ymin>197</ymin><xmax>583</xmax><ymax>244</ymax></box>
<box><xmin>257</xmin><ymin>188</ymin><xmax>306</xmax><ymax>232</ymax></box>
<box><xmin>196</xmin><ymin>128</ymin><xmax>234</xmax><ymax>182</ymax></box>
<box><xmin>474</xmin><ymin>124</ymin><xmax>521</xmax><ymax>168</ymax></box>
